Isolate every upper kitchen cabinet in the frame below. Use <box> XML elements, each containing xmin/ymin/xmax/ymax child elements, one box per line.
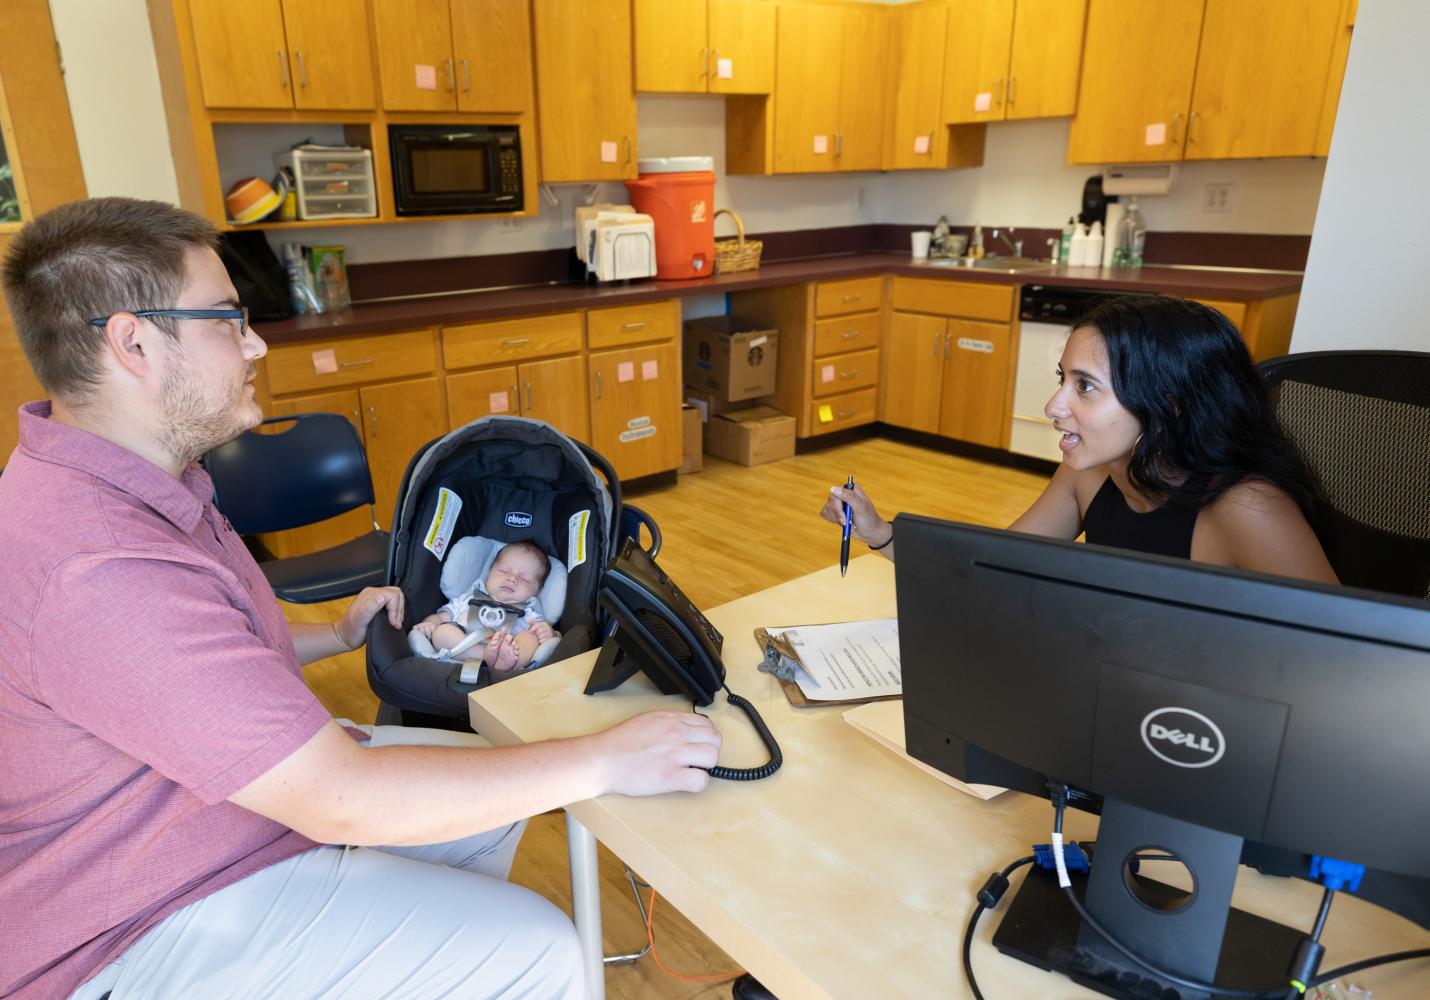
<box><xmin>942</xmin><ymin>0</ymin><xmax>1087</xmax><ymax>125</ymax></box>
<box><xmin>188</xmin><ymin>0</ymin><xmax>376</xmax><ymax>110</ymax></box>
<box><xmin>635</xmin><ymin>0</ymin><xmax>775</xmax><ymax>95</ymax></box>
<box><xmin>885</xmin><ymin>0</ymin><xmax>985</xmax><ymax>170</ymax></box>
<box><xmin>1069</xmin><ymin>0</ymin><xmax>1349</xmax><ymax>164</ymax></box>
<box><xmin>534</xmin><ymin>0</ymin><xmax>637</xmax><ymax>181</ymax></box>
<box><xmin>371</xmin><ymin>0</ymin><xmax>531</xmax><ymax>113</ymax></box>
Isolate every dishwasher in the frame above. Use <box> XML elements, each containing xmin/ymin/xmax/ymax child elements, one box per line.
<box><xmin>1010</xmin><ymin>284</ymin><xmax>1137</xmax><ymax>462</ymax></box>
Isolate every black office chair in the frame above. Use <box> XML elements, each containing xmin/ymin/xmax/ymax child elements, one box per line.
<box><xmin>204</xmin><ymin>412</ymin><xmax>390</xmax><ymax>604</ymax></box>
<box><xmin>1258</xmin><ymin>350</ymin><xmax>1430</xmax><ymax>599</ymax></box>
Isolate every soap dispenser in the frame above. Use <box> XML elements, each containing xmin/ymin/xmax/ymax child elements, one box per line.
<box><xmin>970</xmin><ymin>224</ymin><xmax>985</xmax><ymax>260</ymax></box>
<box><xmin>1060</xmin><ymin>216</ymin><xmax>1075</xmax><ymax>263</ymax></box>
<box><xmin>1086</xmin><ymin>221</ymin><xmax>1104</xmax><ymax>271</ymax></box>
<box><xmin>1068</xmin><ymin>222</ymin><xmax>1089</xmax><ymax>267</ymax></box>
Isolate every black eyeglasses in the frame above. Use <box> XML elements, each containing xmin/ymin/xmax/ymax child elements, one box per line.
<box><xmin>88</xmin><ymin>307</ymin><xmax>249</xmax><ymax>336</ymax></box>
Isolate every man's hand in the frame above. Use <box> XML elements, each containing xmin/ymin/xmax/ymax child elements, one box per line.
<box><xmin>589</xmin><ymin>711</ymin><xmax>723</xmax><ymax>796</ymax></box>
<box><xmin>333</xmin><ymin>586</ymin><xmax>405</xmax><ymax>652</ymax></box>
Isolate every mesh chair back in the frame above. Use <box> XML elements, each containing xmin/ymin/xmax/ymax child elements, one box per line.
<box><xmin>1258</xmin><ymin>351</ymin><xmax>1430</xmax><ymax>599</ymax></box>
<box><xmin>204</xmin><ymin>413</ymin><xmax>376</xmax><ymax>535</ymax></box>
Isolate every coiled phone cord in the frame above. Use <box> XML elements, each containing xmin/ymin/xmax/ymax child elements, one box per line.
<box><xmin>698</xmin><ymin>685</ymin><xmax>783</xmax><ymax>781</ymax></box>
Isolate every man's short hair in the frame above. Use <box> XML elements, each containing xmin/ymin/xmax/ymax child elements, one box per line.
<box><xmin>1</xmin><ymin>196</ymin><xmax>219</xmax><ymax>402</ymax></box>
<box><xmin>500</xmin><ymin>539</ymin><xmax>551</xmax><ymax>584</ymax></box>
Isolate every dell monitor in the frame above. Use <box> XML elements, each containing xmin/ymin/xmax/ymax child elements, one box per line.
<box><xmin>895</xmin><ymin>514</ymin><xmax>1430</xmax><ymax>998</ymax></box>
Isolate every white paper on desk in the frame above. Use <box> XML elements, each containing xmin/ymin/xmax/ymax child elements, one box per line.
<box><xmin>768</xmin><ymin>619</ymin><xmax>901</xmax><ymax>701</ymax></box>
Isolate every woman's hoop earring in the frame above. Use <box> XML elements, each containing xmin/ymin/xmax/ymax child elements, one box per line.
<box><xmin>1133</xmin><ymin>432</ymin><xmax>1145</xmax><ymax>453</ymax></box>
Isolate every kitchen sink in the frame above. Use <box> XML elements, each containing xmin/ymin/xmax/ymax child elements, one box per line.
<box><xmin>925</xmin><ymin>256</ymin><xmax>1054</xmax><ymax>273</ymax></box>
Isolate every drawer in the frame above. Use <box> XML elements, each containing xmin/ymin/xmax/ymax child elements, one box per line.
<box><xmin>443</xmin><ymin>312</ymin><xmax>582</xmax><ymax>370</ymax></box>
<box><xmin>891</xmin><ymin>276</ymin><xmax>1014</xmax><ymax>322</ymax></box>
<box><xmin>587</xmin><ymin>300</ymin><xmax>680</xmax><ymax>350</ymax></box>
<box><xmin>812</xmin><ymin>348</ymin><xmax>879</xmax><ymax>398</ymax></box>
<box><xmin>1188</xmin><ymin>297</ymin><xmax>1248</xmax><ymax>331</ymax></box>
<box><xmin>265</xmin><ymin>329</ymin><xmax>436</xmax><ymax>395</ymax></box>
<box><xmin>809</xmin><ymin>386</ymin><xmax>878</xmax><ymax>436</ymax></box>
<box><xmin>815</xmin><ymin>277</ymin><xmax>883</xmax><ymax>318</ymax></box>
<box><xmin>814</xmin><ymin>314</ymin><xmax>881</xmax><ymax>357</ymax></box>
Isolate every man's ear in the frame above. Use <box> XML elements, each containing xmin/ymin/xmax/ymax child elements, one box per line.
<box><xmin>101</xmin><ymin>313</ymin><xmax>158</xmax><ymax>380</ymax></box>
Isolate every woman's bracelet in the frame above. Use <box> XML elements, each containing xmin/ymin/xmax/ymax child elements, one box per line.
<box><xmin>868</xmin><ymin>524</ymin><xmax>895</xmax><ymax>551</ymax></box>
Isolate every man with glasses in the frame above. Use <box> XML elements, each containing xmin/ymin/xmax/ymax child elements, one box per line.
<box><xmin>0</xmin><ymin>197</ymin><xmax>722</xmax><ymax>999</ymax></box>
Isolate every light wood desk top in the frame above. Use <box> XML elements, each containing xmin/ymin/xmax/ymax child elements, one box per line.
<box><xmin>471</xmin><ymin>555</ymin><xmax>1428</xmax><ymax>999</ymax></box>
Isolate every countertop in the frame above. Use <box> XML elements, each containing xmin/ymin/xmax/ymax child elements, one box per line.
<box><xmin>258</xmin><ymin>252</ymin><xmax>1303</xmax><ymax>346</ymax></box>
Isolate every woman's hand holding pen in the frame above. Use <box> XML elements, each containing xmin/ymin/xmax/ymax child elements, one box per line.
<box><xmin>820</xmin><ymin>482</ymin><xmax>894</xmax><ymax>552</ymax></box>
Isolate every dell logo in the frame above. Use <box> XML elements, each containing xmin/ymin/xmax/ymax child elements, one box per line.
<box><xmin>1140</xmin><ymin>707</ymin><xmax>1226</xmax><ymax>769</ymax></box>
<box><xmin>504</xmin><ymin>512</ymin><xmax>533</xmax><ymax>528</ymax></box>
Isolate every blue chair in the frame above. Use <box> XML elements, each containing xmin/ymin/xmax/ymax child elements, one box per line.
<box><xmin>203</xmin><ymin>412</ymin><xmax>390</xmax><ymax>604</ymax></box>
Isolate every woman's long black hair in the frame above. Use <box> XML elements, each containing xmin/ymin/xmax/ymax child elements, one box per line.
<box><xmin>1073</xmin><ymin>294</ymin><xmax>1319</xmax><ymax>516</ymax></box>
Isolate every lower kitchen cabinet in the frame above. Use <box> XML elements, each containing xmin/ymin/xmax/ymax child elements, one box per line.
<box><xmin>357</xmin><ymin>376</ymin><xmax>448</xmax><ymax>528</ymax></box>
<box><xmin>883</xmin><ymin>312</ymin><xmax>946</xmax><ymax>434</ymax></box>
<box><xmin>446</xmin><ymin>355</ymin><xmax>590</xmax><ymax>442</ymax></box>
<box><xmin>588</xmin><ymin>341</ymin><xmax>681</xmax><ymax>481</ymax></box>
<box><xmin>939</xmin><ymin>319</ymin><xmax>1012</xmax><ymax>448</ymax></box>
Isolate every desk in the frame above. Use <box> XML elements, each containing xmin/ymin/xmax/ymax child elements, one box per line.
<box><xmin>471</xmin><ymin>555</ymin><xmax>1428</xmax><ymax>999</ymax></box>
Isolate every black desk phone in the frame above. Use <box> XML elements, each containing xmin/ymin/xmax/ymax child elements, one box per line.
<box><xmin>586</xmin><ymin>539</ymin><xmax>782</xmax><ymax>781</ymax></box>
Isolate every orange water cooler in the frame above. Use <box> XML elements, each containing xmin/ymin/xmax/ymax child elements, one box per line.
<box><xmin>624</xmin><ymin>157</ymin><xmax>716</xmax><ymax>280</ymax></box>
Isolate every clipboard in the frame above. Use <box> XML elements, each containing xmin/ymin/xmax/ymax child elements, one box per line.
<box><xmin>753</xmin><ymin>626</ymin><xmax>902</xmax><ymax>708</ymax></box>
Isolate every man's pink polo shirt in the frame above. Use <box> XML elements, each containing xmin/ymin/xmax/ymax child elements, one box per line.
<box><xmin>0</xmin><ymin>402</ymin><xmax>331</xmax><ymax>999</ymax></box>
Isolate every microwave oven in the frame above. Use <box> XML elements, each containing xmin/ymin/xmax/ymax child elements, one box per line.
<box><xmin>388</xmin><ymin>124</ymin><xmax>523</xmax><ymax>216</ymax></box>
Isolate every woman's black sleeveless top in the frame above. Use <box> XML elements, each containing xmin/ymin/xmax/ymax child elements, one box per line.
<box><xmin>1082</xmin><ymin>476</ymin><xmax>1199</xmax><ymax>559</ymax></box>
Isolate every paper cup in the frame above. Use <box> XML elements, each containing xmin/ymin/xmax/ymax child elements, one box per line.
<box><xmin>911</xmin><ymin>231</ymin><xmax>933</xmax><ymax>259</ymax></box>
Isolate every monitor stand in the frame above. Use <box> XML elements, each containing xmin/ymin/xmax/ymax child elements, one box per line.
<box><xmin>991</xmin><ymin>799</ymin><xmax>1302</xmax><ymax>1000</ymax></box>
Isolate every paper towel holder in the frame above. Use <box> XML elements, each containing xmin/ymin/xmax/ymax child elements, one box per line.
<box><xmin>1102</xmin><ymin>164</ymin><xmax>1179</xmax><ymax>197</ymax></box>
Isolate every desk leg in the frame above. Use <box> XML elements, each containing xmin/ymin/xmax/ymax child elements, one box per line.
<box><xmin>566</xmin><ymin>810</ymin><xmax>605</xmax><ymax>1000</ymax></box>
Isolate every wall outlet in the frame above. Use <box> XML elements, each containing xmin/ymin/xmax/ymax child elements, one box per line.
<box><xmin>498</xmin><ymin>217</ymin><xmax>522</xmax><ymax>234</ymax></box>
<box><xmin>1203</xmin><ymin>183</ymin><xmax>1234</xmax><ymax>213</ymax></box>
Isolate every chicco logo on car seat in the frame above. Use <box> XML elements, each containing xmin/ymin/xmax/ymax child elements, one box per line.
<box><xmin>1140</xmin><ymin>707</ymin><xmax>1226</xmax><ymax>768</ymax></box>
<box><xmin>504</xmin><ymin>512</ymin><xmax>533</xmax><ymax>528</ymax></box>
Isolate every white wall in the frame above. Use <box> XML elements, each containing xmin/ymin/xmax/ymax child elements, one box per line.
<box><xmin>49</xmin><ymin>0</ymin><xmax>179</xmax><ymax>204</ymax></box>
<box><xmin>1292</xmin><ymin>0</ymin><xmax>1428</xmax><ymax>352</ymax></box>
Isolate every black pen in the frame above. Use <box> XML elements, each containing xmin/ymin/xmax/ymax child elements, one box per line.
<box><xmin>840</xmin><ymin>475</ymin><xmax>854</xmax><ymax>577</ymax></box>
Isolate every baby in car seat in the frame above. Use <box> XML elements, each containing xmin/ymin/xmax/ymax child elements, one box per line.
<box><xmin>409</xmin><ymin>539</ymin><xmax>559</xmax><ymax>680</ymax></box>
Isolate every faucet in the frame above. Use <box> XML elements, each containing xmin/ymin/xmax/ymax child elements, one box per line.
<box><xmin>991</xmin><ymin>227</ymin><xmax>1022</xmax><ymax>257</ymax></box>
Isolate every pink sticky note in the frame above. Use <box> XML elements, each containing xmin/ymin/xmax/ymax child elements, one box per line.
<box><xmin>1145</xmin><ymin>122</ymin><xmax>1167</xmax><ymax>146</ymax></box>
<box><xmin>974</xmin><ymin>92</ymin><xmax>992</xmax><ymax>113</ymax></box>
<box><xmin>813</xmin><ymin>134</ymin><xmax>828</xmax><ymax>155</ymax></box>
<box><xmin>717</xmin><ymin>58</ymin><xmax>733</xmax><ymax>80</ymax></box>
<box><xmin>617</xmin><ymin>361</ymin><xmax>635</xmax><ymax>383</ymax></box>
<box><xmin>600</xmin><ymin>141</ymin><xmax>618</xmax><ymax>163</ymax></box>
<box><xmin>821</xmin><ymin>364</ymin><xmax>835</xmax><ymax>383</ymax></box>
<box><xmin>913</xmin><ymin>134</ymin><xmax>931</xmax><ymax>155</ymax></box>
<box><xmin>641</xmin><ymin>359</ymin><xmax>659</xmax><ymax>380</ymax></box>
<box><xmin>311</xmin><ymin>348</ymin><xmax>337</xmax><ymax>374</ymax></box>
<box><xmin>489</xmin><ymin>391</ymin><xmax>509</xmax><ymax>413</ymax></box>
<box><xmin>415</xmin><ymin>64</ymin><xmax>437</xmax><ymax>91</ymax></box>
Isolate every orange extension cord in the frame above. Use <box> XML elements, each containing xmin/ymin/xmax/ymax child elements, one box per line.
<box><xmin>644</xmin><ymin>888</ymin><xmax>745</xmax><ymax>983</ymax></box>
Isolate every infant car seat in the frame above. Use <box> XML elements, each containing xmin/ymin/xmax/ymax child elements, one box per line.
<box><xmin>366</xmin><ymin>416</ymin><xmax>620</xmax><ymax>722</ymax></box>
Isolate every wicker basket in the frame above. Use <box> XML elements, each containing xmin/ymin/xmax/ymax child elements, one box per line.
<box><xmin>713</xmin><ymin>208</ymin><xmax>763</xmax><ymax>274</ymax></box>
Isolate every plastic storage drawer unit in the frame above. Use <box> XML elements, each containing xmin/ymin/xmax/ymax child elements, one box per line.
<box><xmin>275</xmin><ymin>147</ymin><xmax>378</xmax><ymax>221</ymax></box>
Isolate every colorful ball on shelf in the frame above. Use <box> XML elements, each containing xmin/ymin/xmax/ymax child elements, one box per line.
<box><xmin>224</xmin><ymin>176</ymin><xmax>281</xmax><ymax>225</ymax></box>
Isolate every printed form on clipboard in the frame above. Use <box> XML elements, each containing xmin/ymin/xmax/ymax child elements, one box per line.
<box><xmin>754</xmin><ymin>619</ymin><xmax>901</xmax><ymax>707</ymax></box>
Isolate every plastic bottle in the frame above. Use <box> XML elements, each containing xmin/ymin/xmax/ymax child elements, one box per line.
<box><xmin>1085</xmin><ymin>221</ymin><xmax>1104</xmax><ymax>271</ymax></box>
<box><xmin>1068</xmin><ymin>223</ymin><xmax>1089</xmax><ymax>268</ymax></box>
<box><xmin>970</xmin><ymin>223</ymin><xmax>985</xmax><ymax>260</ymax></box>
<box><xmin>282</xmin><ymin>242</ymin><xmax>320</xmax><ymax>315</ymax></box>
<box><xmin>1059</xmin><ymin>216</ymin><xmax>1076</xmax><ymax>264</ymax></box>
<box><xmin>1120</xmin><ymin>198</ymin><xmax>1147</xmax><ymax>269</ymax></box>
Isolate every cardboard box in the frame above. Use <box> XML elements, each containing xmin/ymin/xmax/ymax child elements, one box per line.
<box><xmin>683</xmin><ymin>315</ymin><xmax>779</xmax><ymax>402</ymax></box>
<box><xmin>683</xmin><ymin>386</ymin><xmax>768</xmax><ymax>424</ymax></box>
<box><xmin>705</xmin><ymin>406</ymin><xmax>796</xmax><ymax>467</ymax></box>
<box><xmin>679</xmin><ymin>405</ymin><xmax>703</xmax><ymax>474</ymax></box>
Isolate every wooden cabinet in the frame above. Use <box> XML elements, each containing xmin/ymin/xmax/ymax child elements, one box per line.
<box><xmin>533</xmin><ymin>0</ymin><xmax>637</xmax><ymax>182</ymax></box>
<box><xmin>885</xmin><ymin>2</ymin><xmax>986</xmax><ymax>172</ymax></box>
<box><xmin>371</xmin><ymin>0</ymin><xmax>531</xmax><ymax>113</ymax></box>
<box><xmin>359</xmin><ymin>376</ymin><xmax>448</xmax><ymax>525</ymax></box>
<box><xmin>188</xmin><ymin>0</ymin><xmax>375</xmax><ymax>110</ymax></box>
<box><xmin>636</xmin><ymin>0</ymin><xmax>774</xmax><ymax>95</ymax></box>
<box><xmin>1070</xmin><ymin>0</ymin><xmax>1347</xmax><ymax>164</ymax></box>
<box><xmin>443</xmin><ymin>311</ymin><xmax>589</xmax><ymax>440</ymax></box>
<box><xmin>942</xmin><ymin>0</ymin><xmax>1086</xmax><ymax>125</ymax></box>
<box><xmin>588</xmin><ymin>341</ymin><xmax>682</xmax><ymax>481</ymax></box>
<box><xmin>883</xmin><ymin>278</ymin><xmax>1015</xmax><ymax>450</ymax></box>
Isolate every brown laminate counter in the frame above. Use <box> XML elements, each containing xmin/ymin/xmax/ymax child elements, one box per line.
<box><xmin>257</xmin><ymin>252</ymin><xmax>1303</xmax><ymax>346</ymax></box>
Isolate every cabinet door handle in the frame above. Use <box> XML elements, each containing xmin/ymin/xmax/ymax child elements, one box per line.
<box><xmin>594</xmin><ymin>371</ymin><xmax>603</xmax><ymax>400</ymax></box>
<box><xmin>837</xmin><ymin>408</ymin><xmax>855</xmax><ymax>419</ymax></box>
<box><xmin>296</xmin><ymin>51</ymin><xmax>307</xmax><ymax>88</ymax></box>
<box><xmin>509</xmin><ymin>384</ymin><xmax>518</xmax><ymax>413</ymax></box>
<box><xmin>446</xmin><ymin>58</ymin><xmax>456</xmax><ymax>92</ymax></box>
<box><xmin>700</xmin><ymin>47</ymin><xmax>709</xmax><ymax>78</ymax></box>
<box><xmin>933</xmin><ymin>332</ymin><xmax>942</xmax><ymax>358</ymax></box>
<box><xmin>461</xmin><ymin>58</ymin><xmax>471</xmax><ymax>93</ymax></box>
<box><xmin>994</xmin><ymin>77</ymin><xmax>1004</xmax><ymax>106</ymax></box>
<box><xmin>1007</xmin><ymin>76</ymin><xmax>1016</xmax><ymax>106</ymax></box>
<box><xmin>367</xmin><ymin>404</ymin><xmax>377</xmax><ymax>436</ymax></box>
<box><xmin>524</xmin><ymin>381</ymin><xmax>533</xmax><ymax>411</ymax></box>
<box><xmin>1169</xmin><ymin>112</ymin><xmax>1185</xmax><ymax>145</ymax></box>
<box><xmin>834</xmin><ymin>132</ymin><xmax>844</xmax><ymax>157</ymax></box>
<box><xmin>945</xmin><ymin>333</ymin><xmax>953</xmax><ymax>354</ymax></box>
<box><xmin>278</xmin><ymin>51</ymin><xmax>289</xmax><ymax>88</ymax></box>
<box><xmin>620</xmin><ymin>321</ymin><xmax>647</xmax><ymax>330</ymax></box>
<box><xmin>840</xmin><ymin>293</ymin><xmax>861</xmax><ymax>304</ymax></box>
<box><xmin>623</xmin><ymin>135</ymin><xmax>632</xmax><ymax>165</ymax></box>
<box><xmin>338</xmin><ymin>358</ymin><xmax>373</xmax><ymax>369</ymax></box>
<box><xmin>840</xmin><ymin>330</ymin><xmax>860</xmax><ymax>340</ymax></box>
<box><xmin>1188</xmin><ymin>111</ymin><xmax>1200</xmax><ymax>145</ymax></box>
<box><xmin>839</xmin><ymin>370</ymin><xmax>860</xmax><ymax>379</ymax></box>
<box><xmin>501</xmin><ymin>337</ymin><xmax>530</xmax><ymax>348</ymax></box>
<box><xmin>351</xmin><ymin>409</ymin><xmax>360</xmax><ymax>428</ymax></box>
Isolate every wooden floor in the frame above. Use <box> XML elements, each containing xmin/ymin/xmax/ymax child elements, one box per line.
<box><xmin>287</xmin><ymin>435</ymin><xmax>1050</xmax><ymax>999</ymax></box>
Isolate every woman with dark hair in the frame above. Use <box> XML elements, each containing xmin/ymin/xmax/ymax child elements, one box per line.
<box><xmin>821</xmin><ymin>295</ymin><xmax>1338</xmax><ymax>583</ymax></box>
